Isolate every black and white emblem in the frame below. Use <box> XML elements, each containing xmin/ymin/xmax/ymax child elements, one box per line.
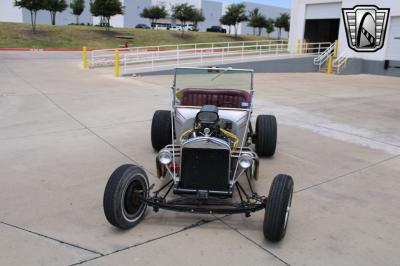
<box><xmin>342</xmin><ymin>5</ymin><xmax>390</xmax><ymax>52</ymax></box>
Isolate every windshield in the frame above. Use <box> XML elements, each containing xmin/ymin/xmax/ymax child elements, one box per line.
<box><xmin>174</xmin><ymin>67</ymin><xmax>253</xmax><ymax>91</ymax></box>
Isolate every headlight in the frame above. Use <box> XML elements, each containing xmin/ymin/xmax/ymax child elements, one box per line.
<box><xmin>159</xmin><ymin>150</ymin><xmax>172</xmax><ymax>165</ymax></box>
<box><xmin>239</xmin><ymin>154</ymin><xmax>252</xmax><ymax>169</ymax></box>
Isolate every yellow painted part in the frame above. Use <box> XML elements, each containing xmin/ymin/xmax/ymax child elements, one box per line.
<box><xmin>333</xmin><ymin>40</ymin><xmax>338</xmax><ymax>58</ymax></box>
<box><xmin>219</xmin><ymin>128</ymin><xmax>239</xmax><ymax>150</ymax></box>
<box><xmin>115</xmin><ymin>49</ymin><xmax>120</xmax><ymax>77</ymax></box>
<box><xmin>327</xmin><ymin>55</ymin><xmax>333</xmax><ymax>75</ymax></box>
<box><xmin>82</xmin><ymin>46</ymin><xmax>87</xmax><ymax>69</ymax></box>
<box><xmin>180</xmin><ymin>128</ymin><xmax>194</xmax><ymax>142</ymax></box>
<box><xmin>297</xmin><ymin>40</ymin><xmax>300</xmax><ymax>54</ymax></box>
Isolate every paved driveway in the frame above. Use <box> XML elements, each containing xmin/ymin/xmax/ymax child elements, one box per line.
<box><xmin>0</xmin><ymin>52</ymin><xmax>399</xmax><ymax>265</ymax></box>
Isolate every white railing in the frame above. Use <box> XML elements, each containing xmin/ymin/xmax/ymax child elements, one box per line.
<box><xmin>90</xmin><ymin>40</ymin><xmax>288</xmax><ymax>67</ymax></box>
<box><xmin>313</xmin><ymin>42</ymin><xmax>335</xmax><ymax>70</ymax></box>
<box><xmin>121</xmin><ymin>42</ymin><xmax>331</xmax><ymax>75</ymax></box>
<box><xmin>333</xmin><ymin>50</ymin><xmax>350</xmax><ymax>74</ymax></box>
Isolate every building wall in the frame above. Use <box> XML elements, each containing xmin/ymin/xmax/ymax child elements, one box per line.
<box><xmin>239</xmin><ymin>2</ymin><xmax>290</xmax><ymax>38</ymax></box>
<box><xmin>0</xmin><ymin>0</ymin><xmax>23</xmax><ymax>23</ymax></box>
<box><xmin>124</xmin><ymin>0</ymin><xmax>152</xmax><ymax>28</ymax></box>
<box><xmin>21</xmin><ymin>0</ymin><xmax>93</xmax><ymax>25</ymax></box>
<box><xmin>198</xmin><ymin>0</ymin><xmax>223</xmax><ymax>32</ymax></box>
<box><xmin>289</xmin><ymin>0</ymin><xmax>400</xmax><ymax>62</ymax></box>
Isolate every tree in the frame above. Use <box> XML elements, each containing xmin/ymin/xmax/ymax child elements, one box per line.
<box><xmin>264</xmin><ymin>18</ymin><xmax>274</xmax><ymax>37</ymax></box>
<box><xmin>70</xmin><ymin>0</ymin><xmax>84</xmax><ymax>24</ymax></box>
<box><xmin>140</xmin><ymin>5</ymin><xmax>167</xmax><ymax>28</ymax></box>
<box><xmin>44</xmin><ymin>0</ymin><xmax>67</xmax><ymax>25</ymax></box>
<box><xmin>171</xmin><ymin>3</ymin><xmax>195</xmax><ymax>36</ymax></box>
<box><xmin>248</xmin><ymin>8</ymin><xmax>264</xmax><ymax>35</ymax></box>
<box><xmin>274</xmin><ymin>12</ymin><xmax>290</xmax><ymax>39</ymax></box>
<box><xmin>219</xmin><ymin>14</ymin><xmax>233</xmax><ymax>34</ymax></box>
<box><xmin>221</xmin><ymin>3</ymin><xmax>248</xmax><ymax>38</ymax></box>
<box><xmin>14</xmin><ymin>0</ymin><xmax>45</xmax><ymax>32</ymax></box>
<box><xmin>191</xmin><ymin>8</ymin><xmax>205</xmax><ymax>31</ymax></box>
<box><xmin>90</xmin><ymin>0</ymin><xmax>124</xmax><ymax>30</ymax></box>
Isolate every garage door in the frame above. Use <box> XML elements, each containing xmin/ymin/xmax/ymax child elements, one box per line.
<box><xmin>387</xmin><ymin>17</ymin><xmax>400</xmax><ymax>61</ymax></box>
<box><xmin>306</xmin><ymin>2</ymin><xmax>342</xmax><ymax>19</ymax></box>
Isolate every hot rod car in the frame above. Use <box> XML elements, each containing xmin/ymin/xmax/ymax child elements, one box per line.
<box><xmin>103</xmin><ymin>67</ymin><xmax>294</xmax><ymax>242</ymax></box>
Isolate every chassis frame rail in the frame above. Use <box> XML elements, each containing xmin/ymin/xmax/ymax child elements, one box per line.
<box><xmin>142</xmin><ymin>196</ymin><xmax>267</xmax><ymax>214</ymax></box>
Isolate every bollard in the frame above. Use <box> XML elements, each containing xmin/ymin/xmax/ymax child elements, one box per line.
<box><xmin>115</xmin><ymin>49</ymin><xmax>120</xmax><ymax>77</ymax></box>
<box><xmin>327</xmin><ymin>55</ymin><xmax>333</xmax><ymax>75</ymax></box>
<box><xmin>82</xmin><ymin>46</ymin><xmax>88</xmax><ymax>69</ymax></box>
<box><xmin>333</xmin><ymin>40</ymin><xmax>339</xmax><ymax>58</ymax></box>
<box><xmin>297</xmin><ymin>40</ymin><xmax>301</xmax><ymax>54</ymax></box>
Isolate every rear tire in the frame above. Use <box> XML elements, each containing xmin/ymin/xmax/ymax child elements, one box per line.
<box><xmin>151</xmin><ymin>110</ymin><xmax>172</xmax><ymax>151</ymax></box>
<box><xmin>263</xmin><ymin>174</ymin><xmax>294</xmax><ymax>242</ymax></box>
<box><xmin>255</xmin><ymin>115</ymin><xmax>277</xmax><ymax>157</ymax></box>
<box><xmin>103</xmin><ymin>164</ymin><xmax>149</xmax><ymax>230</ymax></box>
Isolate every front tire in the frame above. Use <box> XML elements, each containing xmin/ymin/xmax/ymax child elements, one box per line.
<box><xmin>263</xmin><ymin>174</ymin><xmax>294</xmax><ymax>242</ymax></box>
<box><xmin>255</xmin><ymin>115</ymin><xmax>277</xmax><ymax>157</ymax></box>
<box><xmin>151</xmin><ymin>110</ymin><xmax>172</xmax><ymax>151</ymax></box>
<box><xmin>103</xmin><ymin>164</ymin><xmax>149</xmax><ymax>230</ymax></box>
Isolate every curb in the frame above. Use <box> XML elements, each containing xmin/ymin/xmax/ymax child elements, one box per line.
<box><xmin>0</xmin><ymin>48</ymin><xmax>94</xmax><ymax>52</ymax></box>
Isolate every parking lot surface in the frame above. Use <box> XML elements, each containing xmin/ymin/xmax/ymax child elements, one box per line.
<box><xmin>1</xmin><ymin>52</ymin><xmax>399</xmax><ymax>265</ymax></box>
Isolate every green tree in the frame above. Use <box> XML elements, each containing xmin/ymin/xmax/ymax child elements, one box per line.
<box><xmin>221</xmin><ymin>3</ymin><xmax>248</xmax><ymax>38</ymax></box>
<box><xmin>171</xmin><ymin>3</ymin><xmax>195</xmax><ymax>36</ymax></box>
<box><xmin>247</xmin><ymin>8</ymin><xmax>262</xmax><ymax>35</ymax></box>
<box><xmin>44</xmin><ymin>0</ymin><xmax>67</xmax><ymax>25</ymax></box>
<box><xmin>70</xmin><ymin>0</ymin><xmax>85</xmax><ymax>24</ymax></box>
<box><xmin>264</xmin><ymin>18</ymin><xmax>275</xmax><ymax>37</ymax></box>
<box><xmin>90</xmin><ymin>0</ymin><xmax>124</xmax><ymax>30</ymax></box>
<box><xmin>274</xmin><ymin>12</ymin><xmax>290</xmax><ymax>39</ymax></box>
<box><xmin>220</xmin><ymin>13</ymin><xmax>233</xmax><ymax>34</ymax></box>
<box><xmin>140</xmin><ymin>5</ymin><xmax>168</xmax><ymax>28</ymax></box>
<box><xmin>14</xmin><ymin>0</ymin><xmax>45</xmax><ymax>32</ymax></box>
<box><xmin>191</xmin><ymin>8</ymin><xmax>205</xmax><ymax>31</ymax></box>
<box><xmin>264</xmin><ymin>18</ymin><xmax>274</xmax><ymax>37</ymax></box>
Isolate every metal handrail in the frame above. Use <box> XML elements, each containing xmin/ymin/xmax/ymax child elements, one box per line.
<box><xmin>313</xmin><ymin>42</ymin><xmax>335</xmax><ymax>66</ymax></box>
<box><xmin>90</xmin><ymin>39</ymin><xmax>289</xmax><ymax>67</ymax></box>
<box><xmin>334</xmin><ymin>50</ymin><xmax>350</xmax><ymax>74</ymax></box>
<box><xmin>121</xmin><ymin>42</ymin><xmax>331</xmax><ymax>75</ymax></box>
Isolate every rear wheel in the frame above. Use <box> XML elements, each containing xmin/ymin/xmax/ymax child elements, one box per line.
<box><xmin>263</xmin><ymin>174</ymin><xmax>294</xmax><ymax>242</ymax></box>
<box><xmin>151</xmin><ymin>110</ymin><xmax>172</xmax><ymax>151</ymax></box>
<box><xmin>103</xmin><ymin>164</ymin><xmax>149</xmax><ymax>230</ymax></box>
<box><xmin>255</xmin><ymin>115</ymin><xmax>277</xmax><ymax>157</ymax></box>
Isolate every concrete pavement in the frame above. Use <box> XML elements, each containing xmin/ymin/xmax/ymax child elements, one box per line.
<box><xmin>0</xmin><ymin>51</ymin><xmax>399</xmax><ymax>265</ymax></box>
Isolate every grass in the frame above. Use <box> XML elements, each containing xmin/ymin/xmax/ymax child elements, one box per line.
<box><xmin>0</xmin><ymin>22</ymin><xmax>274</xmax><ymax>49</ymax></box>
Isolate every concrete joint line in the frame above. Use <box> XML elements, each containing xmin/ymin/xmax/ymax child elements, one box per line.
<box><xmin>8</xmin><ymin>67</ymin><xmax>157</xmax><ymax>178</ymax></box>
<box><xmin>295</xmin><ymin>154</ymin><xmax>400</xmax><ymax>193</ymax></box>
<box><xmin>69</xmin><ymin>218</ymin><xmax>214</xmax><ymax>265</ymax></box>
<box><xmin>0</xmin><ymin>221</ymin><xmax>104</xmax><ymax>256</ymax></box>
<box><xmin>215</xmin><ymin>216</ymin><xmax>290</xmax><ymax>266</ymax></box>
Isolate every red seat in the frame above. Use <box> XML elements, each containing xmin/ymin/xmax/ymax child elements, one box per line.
<box><xmin>179</xmin><ymin>88</ymin><xmax>251</xmax><ymax>108</ymax></box>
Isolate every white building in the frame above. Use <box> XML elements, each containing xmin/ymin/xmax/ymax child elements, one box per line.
<box><xmin>223</xmin><ymin>2</ymin><xmax>290</xmax><ymax>38</ymax></box>
<box><xmin>289</xmin><ymin>0</ymin><xmax>400</xmax><ymax>75</ymax></box>
<box><xmin>0</xmin><ymin>0</ymin><xmax>93</xmax><ymax>25</ymax></box>
<box><xmin>1</xmin><ymin>0</ymin><xmax>289</xmax><ymax>38</ymax></box>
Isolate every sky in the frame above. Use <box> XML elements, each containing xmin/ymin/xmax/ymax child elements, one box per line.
<box><xmin>221</xmin><ymin>0</ymin><xmax>292</xmax><ymax>8</ymax></box>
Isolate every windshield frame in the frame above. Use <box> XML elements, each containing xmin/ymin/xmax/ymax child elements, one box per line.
<box><xmin>172</xmin><ymin>67</ymin><xmax>254</xmax><ymax>92</ymax></box>
<box><xmin>172</xmin><ymin>67</ymin><xmax>254</xmax><ymax>109</ymax></box>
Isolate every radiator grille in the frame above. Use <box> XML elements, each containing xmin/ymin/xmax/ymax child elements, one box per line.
<box><xmin>180</xmin><ymin>148</ymin><xmax>230</xmax><ymax>191</ymax></box>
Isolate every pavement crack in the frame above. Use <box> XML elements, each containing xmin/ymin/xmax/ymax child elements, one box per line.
<box><xmin>295</xmin><ymin>153</ymin><xmax>400</xmax><ymax>193</ymax></box>
<box><xmin>215</xmin><ymin>216</ymin><xmax>290</xmax><ymax>266</ymax></box>
<box><xmin>69</xmin><ymin>217</ymin><xmax>216</xmax><ymax>265</ymax></box>
<box><xmin>7</xmin><ymin>67</ymin><xmax>157</xmax><ymax>177</ymax></box>
<box><xmin>0</xmin><ymin>220</ymin><xmax>104</xmax><ymax>256</ymax></box>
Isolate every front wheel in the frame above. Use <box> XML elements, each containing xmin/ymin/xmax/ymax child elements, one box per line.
<box><xmin>103</xmin><ymin>164</ymin><xmax>149</xmax><ymax>229</ymax></box>
<box><xmin>263</xmin><ymin>174</ymin><xmax>294</xmax><ymax>242</ymax></box>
